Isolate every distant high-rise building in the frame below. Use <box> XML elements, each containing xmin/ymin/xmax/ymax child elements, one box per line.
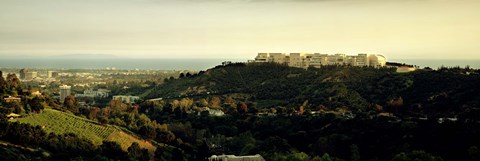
<box><xmin>52</xmin><ymin>72</ymin><xmax>59</xmax><ymax>78</ymax></box>
<box><xmin>59</xmin><ymin>85</ymin><xmax>72</xmax><ymax>103</ymax></box>
<box><xmin>47</xmin><ymin>71</ymin><xmax>59</xmax><ymax>78</ymax></box>
<box><xmin>19</xmin><ymin>68</ymin><xmax>38</xmax><ymax>80</ymax></box>
<box><xmin>47</xmin><ymin>71</ymin><xmax>58</xmax><ymax>78</ymax></box>
<box><xmin>25</xmin><ymin>72</ymin><xmax>37</xmax><ymax>80</ymax></box>
<box><xmin>19</xmin><ymin>68</ymin><xmax>28</xmax><ymax>80</ymax></box>
<box><xmin>48</xmin><ymin>71</ymin><xmax>54</xmax><ymax>78</ymax></box>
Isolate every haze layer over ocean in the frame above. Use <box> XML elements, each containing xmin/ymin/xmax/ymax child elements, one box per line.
<box><xmin>0</xmin><ymin>58</ymin><xmax>479</xmax><ymax>70</ymax></box>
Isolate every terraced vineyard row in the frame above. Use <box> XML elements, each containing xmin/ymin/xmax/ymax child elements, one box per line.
<box><xmin>11</xmin><ymin>109</ymin><xmax>157</xmax><ymax>152</ymax></box>
<box><xmin>12</xmin><ymin>109</ymin><xmax>117</xmax><ymax>145</ymax></box>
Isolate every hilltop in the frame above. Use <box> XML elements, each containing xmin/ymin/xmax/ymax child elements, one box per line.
<box><xmin>146</xmin><ymin>62</ymin><xmax>480</xmax><ymax>116</ymax></box>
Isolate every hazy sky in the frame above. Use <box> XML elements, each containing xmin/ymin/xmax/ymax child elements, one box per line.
<box><xmin>1</xmin><ymin>0</ymin><xmax>480</xmax><ymax>59</ymax></box>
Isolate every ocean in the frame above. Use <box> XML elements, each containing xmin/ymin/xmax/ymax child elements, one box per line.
<box><xmin>0</xmin><ymin>58</ymin><xmax>478</xmax><ymax>70</ymax></box>
<box><xmin>388</xmin><ymin>59</ymin><xmax>480</xmax><ymax>69</ymax></box>
<box><xmin>0</xmin><ymin>58</ymin><xmax>247</xmax><ymax>70</ymax></box>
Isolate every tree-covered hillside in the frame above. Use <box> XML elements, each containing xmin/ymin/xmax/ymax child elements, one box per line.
<box><xmin>147</xmin><ymin>63</ymin><xmax>480</xmax><ymax>117</ymax></box>
<box><xmin>136</xmin><ymin>63</ymin><xmax>480</xmax><ymax>161</ymax></box>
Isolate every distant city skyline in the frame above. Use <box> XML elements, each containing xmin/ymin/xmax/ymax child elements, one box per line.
<box><xmin>1</xmin><ymin>0</ymin><xmax>480</xmax><ymax>60</ymax></box>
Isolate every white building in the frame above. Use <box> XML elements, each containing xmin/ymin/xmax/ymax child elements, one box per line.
<box><xmin>75</xmin><ymin>89</ymin><xmax>110</xmax><ymax>98</ymax></box>
<box><xmin>254</xmin><ymin>53</ymin><xmax>292</xmax><ymax>66</ymax></box>
<box><xmin>208</xmin><ymin>109</ymin><xmax>225</xmax><ymax>116</ymax></box>
<box><xmin>289</xmin><ymin>53</ymin><xmax>309</xmax><ymax>68</ymax></box>
<box><xmin>253</xmin><ymin>53</ymin><xmax>386</xmax><ymax>69</ymax></box>
<box><xmin>367</xmin><ymin>54</ymin><xmax>387</xmax><ymax>67</ymax></box>
<box><xmin>112</xmin><ymin>95</ymin><xmax>140</xmax><ymax>103</ymax></box>
<box><xmin>197</xmin><ymin>107</ymin><xmax>225</xmax><ymax>116</ymax></box>
<box><xmin>209</xmin><ymin>154</ymin><xmax>265</xmax><ymax>161</ymax></box>
<box><xmin>59</xmin><ymin>85</ymin><xmax>71</xmax><ymax>103</ymax></box>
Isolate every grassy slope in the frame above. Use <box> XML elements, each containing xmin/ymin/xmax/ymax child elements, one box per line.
<box><xmin>10</xmin><ymin>109</ymin><xmax>155</xmax><ymax>152</ymax></box>
<box><xmin>107</xmin><ymin>131</ymin><xmax>156</xmax><ymax>153</ymax></box>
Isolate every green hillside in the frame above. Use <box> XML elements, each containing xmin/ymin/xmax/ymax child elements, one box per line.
<box><xmin>10</xmin><ymin>109</ymin><xmax>155</xmax><ymax>152</ymax></box>
<box><xmin>13</xmin><ymin>109</ymin><xmax>113</xmax><ymax>145</ymax></box>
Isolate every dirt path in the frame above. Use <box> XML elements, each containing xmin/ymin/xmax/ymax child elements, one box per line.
<box><xmin>0</xmin><ymin>140</ymin><xmax>42</xmax><ymax>153</ymax></box>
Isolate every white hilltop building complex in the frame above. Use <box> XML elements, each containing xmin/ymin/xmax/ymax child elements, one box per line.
<box><xmin>252</xmin><ymin>53</ymin><xmax>386</xmax><ymax>68</ymax></box>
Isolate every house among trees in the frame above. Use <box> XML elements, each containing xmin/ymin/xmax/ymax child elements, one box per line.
<box><xmin>208</xmin><ymin>154</ymin><xmax>265</xmax><ymax>161</ymax></box>
<box><xmin>31</xmin><ymin>90</ymin><xmax>42</xmax><ymax>96</ymax></box>
<box><xmin>4</xmin><ymin>96</ymin><xmax>21</xmax><ymax>103</ymax></box>
<box><xmin>75</xmin><ymin>89</ymin><xmax>110</xmax><ymax>98</ymax></box>
<box><xmin>197</xmin><ymin>107</ymin><xmax>225</xmax><ymax>116</ymax></box>
<box><xmin>208</xmin><ymin>108</ymin><xmax>225</xmax><ymax>116</ymax></box>
<box><xmin>6</xmin><ymin>113</ymin><xmax>21</xmax><ymax>119</ymax></box>
<box><xmin>112</xmin><ymin>95</ymin><xmax>140</xmax><ymax>103</ymax></box>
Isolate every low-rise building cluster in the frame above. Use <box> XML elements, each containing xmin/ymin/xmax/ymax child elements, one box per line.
<box><xmin>112</xmin><ymin>95</ymin><xmax>140</xmax><ymax>103</ymax></box>
<box><xmin>75</xmin><ymin>89</ymin><xmax>111</xmax><ymax>98</ymax></box>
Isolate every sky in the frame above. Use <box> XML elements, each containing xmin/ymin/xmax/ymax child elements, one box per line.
<box><xmin>1</xmin><ymin>0</ymin><xmax>480</xmax><ymax>60</ymax></box>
